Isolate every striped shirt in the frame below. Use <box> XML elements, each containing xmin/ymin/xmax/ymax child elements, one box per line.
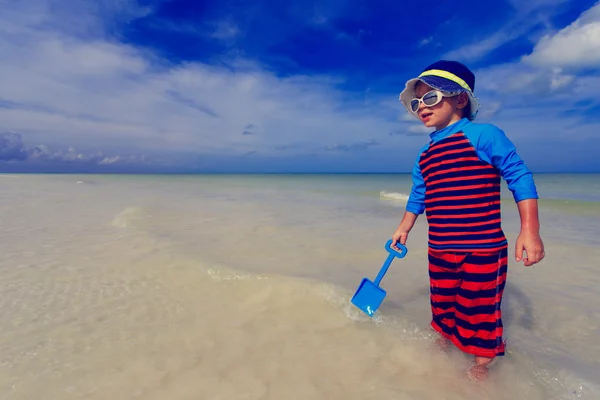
<box><xmin>406</xmin><ymin>118</ymin><xmax>538</xmax><ymax>252</ymax></box>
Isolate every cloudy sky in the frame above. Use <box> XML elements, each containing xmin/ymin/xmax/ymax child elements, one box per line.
<box><xmin>1</xmin><ymin>0</ymin><xmax>599</xmax><ymax>173</ymax></box>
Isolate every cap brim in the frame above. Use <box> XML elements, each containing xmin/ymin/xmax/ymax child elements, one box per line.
<box><xmin>398</xmin><ymin>77</ymin><xmax>421</xmax><ymax>117</ymax></box>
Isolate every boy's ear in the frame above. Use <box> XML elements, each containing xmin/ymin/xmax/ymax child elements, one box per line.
<box><xmin>456</xmin><ymin>92</ymin><xmax>469</xmax><ymax>109</ymax></box>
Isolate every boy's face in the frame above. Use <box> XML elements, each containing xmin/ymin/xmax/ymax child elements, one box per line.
<box><xmin>414</xmin><ymin>81</ymin><xmax>468</xmax><ymax>131</ymax></box>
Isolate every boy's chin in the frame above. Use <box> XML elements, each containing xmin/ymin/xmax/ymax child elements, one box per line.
<box><xmin>422</xmin><ymin>119</ymin><xmax>437</xmax><ymax>128</ymax></box>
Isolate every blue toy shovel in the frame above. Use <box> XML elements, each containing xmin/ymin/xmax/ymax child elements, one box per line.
<box><xmin>350</xmin><ymin>239</ymin><xmax>408</xmax><ymax>317</ymax></box>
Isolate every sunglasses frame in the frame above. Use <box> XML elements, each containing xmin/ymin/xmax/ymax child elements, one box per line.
<box><xmin>410</xmin><ymin>90</ymin><xmax>459</xmax><ymax>114</ymax></box>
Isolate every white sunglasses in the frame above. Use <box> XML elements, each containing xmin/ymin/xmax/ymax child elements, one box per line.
<box><xmin>409</xmin><ymin>90</ymin><xmax>459</xmax><ymax>113</ymax></box>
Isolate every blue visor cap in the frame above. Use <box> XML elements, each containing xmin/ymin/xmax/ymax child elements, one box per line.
<box><xmin>399</xmin><ymin>66</ymin><xmax>481</xmax><ymax>120</ymax></box>
<box><xmin>420</xmin><ymin>75</ymin><xmax>467</xmax><ymax>94</ymax></box>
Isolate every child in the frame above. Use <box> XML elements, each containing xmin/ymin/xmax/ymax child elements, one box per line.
<box><xmin>390</xmin><ymin>60</ymin><xmax>545</xmax><ymax>380</ymax></box>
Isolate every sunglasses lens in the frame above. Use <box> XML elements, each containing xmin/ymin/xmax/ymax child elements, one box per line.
<box><xmin>422</xmin><ymin>91</ymin><xmax>440</xmax><ymax>106</ymax></box>
<box><xmin>410</xmin><ymin>99</ymin><xmax>419</xmax><ymax>112</ymax></box>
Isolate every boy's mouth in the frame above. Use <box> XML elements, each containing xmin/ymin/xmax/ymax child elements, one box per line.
<box><xmin>420</xmin><ymin>111</ymin><xmax>433</xmax><ymax>121</ymax></box>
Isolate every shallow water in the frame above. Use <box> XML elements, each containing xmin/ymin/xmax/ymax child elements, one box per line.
<box><xmin>0</xmin><ymin>173</ymin><xmax>598</xmax><ymax>399</ymax></box>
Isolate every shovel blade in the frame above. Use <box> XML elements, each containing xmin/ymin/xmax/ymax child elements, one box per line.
<box><xmin>350</xmin><ymin>278</ymin><xmax>387</xmax><ymax>317</ymax></box>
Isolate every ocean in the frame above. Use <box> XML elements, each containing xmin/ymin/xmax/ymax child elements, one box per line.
<box><xmin>0</xmin><ymin>173</ymin><xmax>598</xmax><ymax>399</ymax></box>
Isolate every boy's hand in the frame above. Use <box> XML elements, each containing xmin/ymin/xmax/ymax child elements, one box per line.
<box><xmin>515</xmin><ymin>230</ymin><xmax>545</xmax><ymax>266</ymax></box>
<box><xmin>391</xmin><ymin>227</ymin><xmax>409</xmax><ymax>249</ymax></box>
<box><xmin>391</xmin><ymin>211</ymin><xmax>418</xmax><ymax>251</ymax></box>
<box><xmin>515</xmin><ymin>199</ymin><xmax>544</xmax><ymax>267</ymax></box>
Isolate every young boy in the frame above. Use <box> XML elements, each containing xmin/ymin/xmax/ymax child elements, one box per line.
<box><xmin>390</xmin><ymin>60</ymin><xmax>545</xmax><ymax>379</ymax></box>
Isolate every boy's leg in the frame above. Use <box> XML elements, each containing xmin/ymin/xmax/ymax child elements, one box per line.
<box><xmin>452</xmin><ymin>249</ymin><xmax>508</xmax><ymax>366</ymax></box>
<box><xmin>428</xmin><ymin>249</ymin><xmax>468</xmax><ymax>342</ymax></box>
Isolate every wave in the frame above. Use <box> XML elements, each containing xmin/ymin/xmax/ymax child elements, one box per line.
<box><xmin>379</xmin><ymin>191</ymin><xmax>410</xmax><ymax>202</ymax></box>
<box><xmin>110</xmin><ymin>206</ymin><xmax>149</xmax><ymax>229</ymax></box>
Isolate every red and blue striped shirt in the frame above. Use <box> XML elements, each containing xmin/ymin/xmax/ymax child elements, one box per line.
<box><xmin>406</xmin><ymin>118</ymin><xmax>538</xmax><ymax>252</ymax></box>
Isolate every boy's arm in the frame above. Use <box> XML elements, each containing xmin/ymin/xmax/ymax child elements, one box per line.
<box><xmin>405</xmin><ymin>156</ymin><xmax>426</xmax><ymax>215</ymax></box>
<box><xmin>516</xmin><ymin>199</ymin><xmax>545</xmax><ymax>266</ymax></box>
<box><xmin>474</xmin><ymin>124</ymin><xmax>545</xmax><ymax>266</ymax></box>
<box><xmin>392</xmin><ymin>154</ymin><xmax>425</xmax><ymax>249</ymax></box>
<box><xmin>475</xmin><ymin>125</ymin><xmax>538</xmax><ymax>202</ymax></box>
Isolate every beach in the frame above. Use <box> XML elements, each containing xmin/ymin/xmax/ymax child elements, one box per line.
<box><xmin>0</xmin><ymin>173</ymin><xmax>598</xmax><ymax>399</ymax></box>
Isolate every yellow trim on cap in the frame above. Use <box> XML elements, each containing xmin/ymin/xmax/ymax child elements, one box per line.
<box><xmin>418</xmin><ymin>69</ymin><xmax>472</xmax><ymax>92</ymax></box>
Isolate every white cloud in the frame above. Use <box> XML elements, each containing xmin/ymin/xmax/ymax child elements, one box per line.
<box><xmin>472</xmin><ymin>3</ymin><xmax>600</xmax><ymax>103</ymax></box>
<box><xmin>522</xmin><ymin>2</ymin><xmax>600</xmax><ymax>69</ymax></box>
<box><xmin>0</xmin><ymin>131</ymin><xmax>143</xmax><ymax>165</ymax></box>
<box><xmin>0</xmin><ymin>0</ymin><xmax>408</xmax><ymax>166</ymax></box>
<box><xmin>209</xmin><ymin>20</ymin><xmax>241</xmax><ymax>41</ymax></box>
<box><xmin>0</xmin><ymin>132</ymin><xmax>28</xmax><ymax>161</ymax></box>
<box><xmin>444</xmin><ymin>0</ymin><xmax>570</xmax><ymax>62</ymax></box>
<box><xmin>407</xmin><ymin>125</ymin><xmax>433</xmax><ymax>134</ymax></box>
<box><xmin>0</xmin><ymin>0</ymin><xmax>150</xmax><ymax>38</ymax></box>
<box><xmin>324</xmin><ymin>139</ymin><xmax>379</xmax><ymax>152</ymax></box>
<box><xmin>444</xmin><ymin>31</ymin><xmax>519</xmax><ymax>63</ymax></box>
<box><xmin>418</xmin><ymin>36</ymin><xmax>433</xmax><ymax>47</ymax></box>
<box><xmin>311</xmin><ymin>14</ymin><xmax>328</xmax><ymax>26</ymax></box>
<box><xmin>476</xmin><ymin>64</ymin><xmax>576</xmax><ymax>96</ymax></box>
<box><xmin>478</xmin><ymin>101</ymin><xmax>502</xmax><ymax>119</ymax></box>
<box><xmin>505</xmin><ymin>0</ymin><xmax>570</xmax><ymax>15</ymax></box>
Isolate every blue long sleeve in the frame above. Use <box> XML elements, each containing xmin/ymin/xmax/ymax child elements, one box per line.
<box><xmin>464</xmin><ymin>123</ymin><xmax>538</xmax><ymax>202</ymax></box>
<box><xmin>406</xmin><ymin>148</ymin><xmax>426</xmax><ymax>214</ymax></box>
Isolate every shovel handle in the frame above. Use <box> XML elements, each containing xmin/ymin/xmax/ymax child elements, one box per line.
<box><xmin>373</xmin><ymin>240</ymin><xmax>408</xmax><ymax>286</ymax></box>
<box><xmin>385</xmin><ymin>239</ymin><xmax>407</xmax><ymax>258</ymax></box>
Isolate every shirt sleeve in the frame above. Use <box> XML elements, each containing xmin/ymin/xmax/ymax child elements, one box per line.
<box><xmin>474</xmin><ymin>124</ymin><xmax>538</xmax><ymax>202</ymax></box>
<box><xmin>406</xmin><ymin>150</ymin><xmax>426</xmax><ymax>214</ymax></box>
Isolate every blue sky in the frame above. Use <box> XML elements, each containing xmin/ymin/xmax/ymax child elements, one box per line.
<box><xmin>1</xmin><ymin>0</ymin><xmax>600</xmax><ymax>173</ymax></box>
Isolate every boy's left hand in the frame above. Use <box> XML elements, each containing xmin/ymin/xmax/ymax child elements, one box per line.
<box><xmin>515</xmin><ymin>230</ymin><xmax>545</xmax><ymax>266</ymax></box>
